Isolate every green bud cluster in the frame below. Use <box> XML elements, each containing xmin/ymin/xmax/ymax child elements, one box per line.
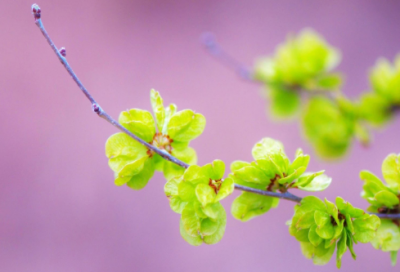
<box><xmin>164</xmin><ymin>160</ymin><xmax>234</xmax><ymax>245</ymax></box>
<box><xmin>289</xmin><ymin>196</ymin><xmax>380</xmax><ymax>268</ymax></box>
<box><xmin>360</xmin><ymin>153</ymin><xmax>400</xmax><ymax>265</ymax></box>
<box><xmin>254</xmin><ymin>29</ymin><xmax>342</xmax><ymax>119</ymax></box>
<box><xmin>230</xmin><ymin>138</ymin><xmax>331</xmax><ymax>221</ymax></box>
<box><xmin>105</xmin><ymin>90</ymin><xmax>205</xmax><ymax>190</ymax></box>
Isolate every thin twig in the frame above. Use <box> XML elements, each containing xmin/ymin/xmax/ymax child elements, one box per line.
<box><xmin>32</xmin><ymin>4</ymin><xmax>400</xmax><ymax>220</ymax></box>
<box><xmin>201</xmin><ymin>32</ymin><xmax>254</xmax><ymax>81</ymax></box>
<box><xmin>234</xmin><ymin>184</ymin><xmax>302</xmax><ymax>203</ymax></box>
<box><xmin>369</xmin><ymin>213</ymin><xmax>400</xmax><ymax>219</ymax></box>
<box><xmin>31</xmin><ymin>4</ymin><xmax>189</xmax><ymax>169</ymax></box>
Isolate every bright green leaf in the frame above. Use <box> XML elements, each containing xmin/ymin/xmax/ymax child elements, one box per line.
<box><xmin>167</xmin><ymin>110</ymin><xmax>206</xmax><ymax>142</ymax></box>
<box><xmin>195</xmin><ymin>184</ymin><xmax>216</xmax><ymax>206</ymax></box>
<box><xmin>231</xmin><ymin>192</ymin><xmax>278</xmax><ymax>222</ymax></box>
<box><xmin>119</xmin><ymin>109</ymin><xmax>156</xmax><ymax>143</ymax></box>
<box><xmin>382</xmin><ymin>154</ymin><xmax>400</xmax><ymax>191</ymax></box>
<box><xmin>150</xmin><ymin>89</ymin><xmax>165</xmax><ymax>131</ymax></box>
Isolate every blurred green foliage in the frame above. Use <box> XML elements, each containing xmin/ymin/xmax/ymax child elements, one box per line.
<box><xmin>253</xmin><ymin>29</ymin><xmax>400</xmax><ymax>159</ymax></box>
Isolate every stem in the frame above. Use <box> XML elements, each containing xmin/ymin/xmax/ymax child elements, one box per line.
<box><xmin>234</xmin><ymin>184</ymin><xmax>302</xmax><ymax>203</ymax></box>
<box><xmin>32</xmin><ymin>4</ymin><xmax>400</xmax><ymax>220</ymax></box>
<box><xmin>369</xmin><ymin>213</ymin><xmax>400</xmax><ymax>219</ymax></box>
<box><xmin>201</xmin><ymin>32</ymin><xmax>253</xmax><ymax>81</ymax></box>
<box><xmin>32</xmin><ymin>4</ymin><xmax>189</xmax><ymax>169</ymax></box>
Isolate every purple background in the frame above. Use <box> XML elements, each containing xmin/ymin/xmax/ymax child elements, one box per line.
<box><xmin>1</xmin><ymin>0</ymin><xmax>400</xmax><ymax>271</ymax></box>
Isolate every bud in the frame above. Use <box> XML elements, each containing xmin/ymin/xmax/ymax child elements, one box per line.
<box><xmin>59</xmin><ymin>47</ymin><xmax>66</xmax><ymax>57</ymax></box>
<box><xmin>32</xmin><ymin>4</ymin><xmax>41</xmax><ymax>20</ymax></box>
<box><xmin>92</xmin><ymin>103</ymin><xmax>101</xmax><ymax>114</ymax></box>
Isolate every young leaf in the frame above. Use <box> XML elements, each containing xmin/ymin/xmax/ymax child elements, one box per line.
<box><xmin>181</xmin><ymin>203</ymin><xmax>201</xmax><ymax>237</ymax></box>
<box><xmin>297</xmin><ymin>173</ymin><xmax>331</xmax><ymax>192</ymax></box>
<box><xmin>105</xmin><ymin>133</ymin><xmax>148</xmax><ymax>173</ymax></box>
<box><xmin>231</xmin><ymin>192</ymin><xmax>278</xmax><ymax>222</ymax></box>
<box><xmin>252</xmin><ymin>138</ymin><xmax>285</xmax><ymax>160</ymax></box>
<box><xmin>202</xmin><ymin>160</ymin><xmax>225</xmax><ymax>180</ymax></box>
<box><xmin>167</xmin><ymin>110</ymin><xmax>206</xmax><ymax>142</ymax></box>
<box><xmin>195</xmin><ymin>184</ymin><xmax>216</xmax><ymax>206</ymax></box>
<box><xmin>382</xmin><ymin>154</ymin><xmax>400</xmax><ymax>191</ymax></box>
<box><xmin>119</xmin><ymin>109</ymin><xmax>156</xmax><ymax>142</ymax></box>
<box><xmin>336</xmin><ymin>231</ymin><xmax>347</xmax><ymax>268</ymax></box>
<box><xmin>215</xmin><ymin>176</ymin><xmax>234</xmax><ymax>202</ymax></box>
<box><xmin>180</xmin><ymin>218</ymin><xmax>203</xmax><ymax>246</ymax></box>
<box><xmin>374</xmin><ymin>190</ymin><xmax>400</xmax><ymax>208</ymax></box>
<box><xmin>150</xmin><ymin>89</ymin><xmax>165</xmax><ymax>131</ymax></box>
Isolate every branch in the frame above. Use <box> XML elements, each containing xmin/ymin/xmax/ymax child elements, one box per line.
<box><xmin>32</xmin><ymin>4</ymin><xmax>400</xmax><ymax>220</ymax></box>
<box><xmin>201</xmin><ymin>32</ymin><xmax>254</xmax><ymax>81</ymax></box>
<box><xmin>201</xmin><ymin>33</ymin><xmax>339</xmax><ymax>97</ymax></box>
<box><xmin>370</xmin><ymin>213</ymin><xmax>400</xmax><ymax>219</ymax></box>
<box><xmin>234</xmin><ymin>184</ymin><xmax>302</xmax><ymax>203</ymax></box>
<box><xmin>31</xmin><ymin>4</ymin><xmax>189</xmax><ymax>169</ymax></box>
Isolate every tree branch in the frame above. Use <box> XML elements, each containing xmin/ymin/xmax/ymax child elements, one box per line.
<box><xmin>201</xmin><ymin>32</ymin><xmax>340</xmax><ymax>96</ymax></box>
<box><xmin>31</xmin><ymin>4</ymin><xmax>189</xmax><ymax>169</ymax></box>
<box><xmin>32</xmin><ymin>4</ymin><xmax>400</xmax><ymax>220</ymax></box>
<box><xmin>234</xmin><ymin>184</ymin><xmax>302</xmax><ymax>203</ymax></box>
<box><xmin>201</xmin><ymin>32</ymin><xmax>254</xmax><ymax>81</ymax></box>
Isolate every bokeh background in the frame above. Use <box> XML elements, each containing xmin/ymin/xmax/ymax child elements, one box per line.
<box><xmin>1</xmin><ymin>0</ymin><xmax>400</xmax><ymax>271</ymax></box>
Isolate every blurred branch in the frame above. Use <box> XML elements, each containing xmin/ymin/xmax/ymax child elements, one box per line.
<box><xmin>201</xmin><ymin>32</ymin><xmax>254</xmax><ymax>81</ymax></box>
<box><xmin>32</xmin><ymin>4</ymin><xmax>400</xmax><ymax>220</ymax></box>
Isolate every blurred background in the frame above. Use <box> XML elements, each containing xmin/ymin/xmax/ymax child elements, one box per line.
<box><xmin>1</xmin><ymin>0</ymin><xmax>400</xmax><ymax>271</ymax></box>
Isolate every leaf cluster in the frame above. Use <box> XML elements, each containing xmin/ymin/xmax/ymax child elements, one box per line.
<box><xmin>289</xmin><ymin>196</ymin><xmax>380</xmax><ymax>268</ymax></box>
<box><xmin>164</xmin><ymin>160</ymin><xmax>234</xmax><ymax>245</ymax></box>
<box><xmin>252</xmin><ymin>29</ymin><xmax>400</xmax><ymax>160</ymax></box>
<box><xmin>230</xmin><ymin>138</ymin><xmax>331</xmax><ymax>221</ymax></box>
<box><xmin>254</xmin><ymin>29</ymin><xmax>342</xmax><ymax>119</ymax></box>
<box><xmin>360</xmin><ymin>154</ymin><xmax>400</xmax><ymax>265</ymax></box>
<box><xmin>105</xmin><ymin>90</ymin><xmax>205</xmax><ymax>189</ymax></box>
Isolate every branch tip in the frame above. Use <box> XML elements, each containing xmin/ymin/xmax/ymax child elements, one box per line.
<box><xmin>32</xmin><ymin>4</ymin><xmax>41</xmax><ymax>20</ymax></box>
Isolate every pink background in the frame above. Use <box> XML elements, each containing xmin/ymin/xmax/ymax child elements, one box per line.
<box><xmin>1</xmin><ymin>0</ymin><xmax>400</xmax><ymax>271</ymax></box>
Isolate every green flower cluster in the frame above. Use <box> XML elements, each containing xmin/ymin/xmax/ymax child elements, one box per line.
<box><xmin>105</xmin><ymin>90</ymin><xmax>205</xmax><ymax>190</ymax></box>
<box><xmin>360</xmin><ymin>153</ymin><xmax>400</xmax><ymax>265</ymax></box>
<box><xmin>359</xmin><ymin>55</ymin><xmax>400</xmax><ymax>126</ymax></box>
<box><xmin>289</xmin><ymin>196</ymin><xmax>380</xmax><ymax>268</ymax></box>
<box><xmin>254</xmin><ymin>29</ymin><xmax>342</xmax><ymax>118</ymax></box>
<box><xmin>164</xmin><ymin>160</ymin><xmax>234</xmax><ymax>245</ymax></box>
<box><xmin>230</xmin><ymin>138</ymin><xmax>331</xmax><ymax>221</ymax></box>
